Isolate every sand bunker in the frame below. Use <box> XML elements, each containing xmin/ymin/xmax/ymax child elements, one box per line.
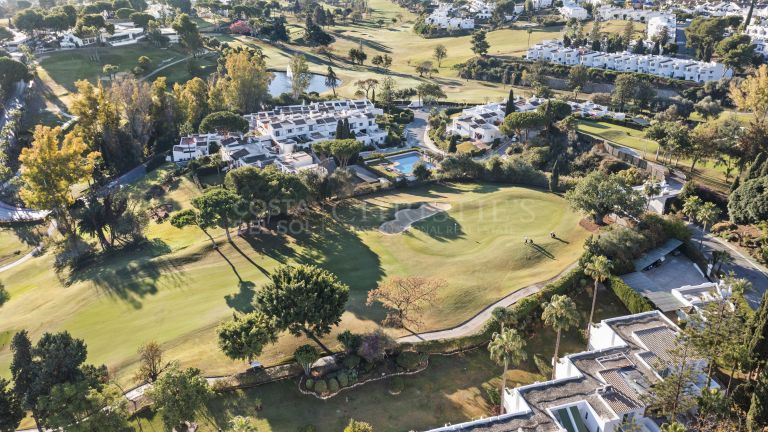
<box><xmin>379</xmin><ymin>203</ymin><xmax>452</xmax><ymax>235</ymax></box>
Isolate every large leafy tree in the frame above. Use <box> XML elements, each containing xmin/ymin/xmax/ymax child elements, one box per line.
<box><xmin>500</xmin><ymin>111</ymin><xmax>544</xmax><ymax>141</ymax></box>
<box><xmin>564</xmin><ymin>171</ymin><xmax>645</xmax><ymax>224</ymax></box>
<box><xmin>583</xmin><ymin>255</ymin><xmax>612</xmax><ymax>339</ymax></box>
<box><xmin>217</xmin><ymin>311</ymin><xmax>278</xmax><ymax>362</ymax></box>
<box><xmin>470</xmin><ymin>30</ymin><xmax>490</xmax><ymax>56</ymax></box>
<box><xmin>685</xmin><ymin>16</ymin><xmax>736</xmax><ymax>61</ymax></box>
<box><xmin>730</xmin><ymin>64</ymin><xmax>768</xmax><ymax>119</ymax></box>
<box><xmin>289</xmin><ymin>54</ymin><xmax>312</xmax><ymax>98</ymax></box>
<box><xmin>488</xmin><ymin>329</ymin><xmax>527</xmax><ymax>414</ymax></box>
<box><xmin>542</xmin><ymin>294</ymin><xmax>579</xmax><ymax>379</ymax></box>
<box><xmin>212</xmin><ymin>49</ymin><xmax>272</xmax><ymax>114</ymax></box>
<box><xmin>172</xmin><ymin>13</ymin><xmax>203</xmax><ymax>57</ymax></box>
<box><xmin>313</xmin><ymin>139</ymin><xmax>363</xmax><ymax>168</ymax></box>
<box><xmin>728</xmin><ymin>176</ymin><xmax>768</xmax><ymax>224</ymax></box>
<box><xmin>0</xmin><ymin>378</ymin><xmax>23</xmax><ymax>432</ymax></box>
<box><xmin>10</xmin><ymin>331</ymin><xmax>101</xmax><ymax>429</ymax></box>
<box><xmin>366</xmin><ymin>276</ymin><xmax>442</xmax><ymax>329</ymax></box>
<box><xmin>148</xmin><ymin>366</ymin><xmax>212</xmax><ymax>431</ymax></box>
<box><xmin>254</xmin><ymin>264</ymin><xmax>349</xmax><ymax>354</ymax></box>
<box><xmin>133</xmin><ymin>341</ymin><xmax>171</xmax><ymax>384</ymax></box>
<box><xmin>715</xmin><ymin>34</ymin><xmax>757</xmax><ymax>72</ymax></box>
<box><xmin>36</xmin><ymin>381</ymin><xmax>131</xmax><ymax>432</ymax></box>
<box><xmin>198</xmin><ymin>110</ymin><xmax>249</xmax><ymax>134</ymax></box>
<box><xmin>19</xmin><ymin>127</ymin><xmax>99</xmax><ymax>233</ymax></box>
<box><xmin>191</xmin><ymin>188</ymin><xmax>241</xmax><ymax>242</ymax></box>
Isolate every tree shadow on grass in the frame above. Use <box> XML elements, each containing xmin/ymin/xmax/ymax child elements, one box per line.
<box><xmin>225</xmin><ymin>280</ymin><xmax>256</xmax><ymax>313</ymax></box>
<box><xmin>410</xmin><ymin>211</ymin><xmax>464</xmax><ymax>242</ymax></box>
<box><xmin>65</xmin><ymin>239</ymin><xmax>186</xmax><ymax>309</ymax></box>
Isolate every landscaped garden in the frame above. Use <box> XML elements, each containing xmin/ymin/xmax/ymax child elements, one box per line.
<box><xmin>127</xmin><ymin>281</ymin><xmax>630</xmax><ymax>432</ymax></box>
<box><xmin>0</xmin><ymin>171</ymin><xmax>588</xmax><ymax>384</ymax></box>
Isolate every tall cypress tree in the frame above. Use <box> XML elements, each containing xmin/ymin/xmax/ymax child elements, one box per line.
<box><xmin>549</xmin><ymin>160</ymin><xmax>560</xmax><ymax>192</ymax></box>
<box><xmin>730</xmin><ymin>176</ymin><xmax>741</xmax><ymax>194</ymax></box>
<box><xmin>748</xmin><ymin>152</ymin><xmax>766</xmax><ymax>180</ymax></box>
<box><xmin>343</xmin><ymin>118</ymin><xmax>351</xmax><ymax>139</ymax></box>
<box><xmin>505</xmin><ymin>88</ymin><xmax>515</xmax><ymax>116</ymax></box>
<box><xmin>749</xmin><ymin>293</ymin><xmax>768</xmax><ymax>377</ymax></box>
<box><xmin>748</xmin><ymin>371</ymin><xmax>768</xmax><ymax>432</ymax></box>
<box><xmin>335</xmin><ymin>120</ymin><xmax>344</xmax><ymax>139</ymax></box>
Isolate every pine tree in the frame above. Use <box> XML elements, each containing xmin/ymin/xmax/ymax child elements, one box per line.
<box><xmin>748</xmin><ymin>371</ymin><xmax>768</xmax><ymax>432</ymax></box>
<box><xmin>549</xmin><ymin>160</ymin><xmax>560</xmax><ymax>192</ymax></box>
<box><xmin>730</xmin><ymin>176</ymin><xmax>741</xmax><ymax>193</ymax></box>
<box><xmin>505</xmin><ymin>89</ymin><xmax>515</xmax><ymax>116</ymax></box>
<box><xmin>749</xmin><ymin>293</ymin><xmax>768</xmax><ymax>377</ymax></box>
<box><xmin>748</xmin><ymin>152</ymin><xmax>766</xmax><ymax>179</ymax></box>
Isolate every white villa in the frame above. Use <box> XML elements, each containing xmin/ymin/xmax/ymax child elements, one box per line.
<box><xmin>424</xmin><ymin>3</ymin><xmax>475</xmax><ymax>30</ymax></box>
<box><xmin>527</xmin><ymin>40</ymin><xmax>733</xmax><ymax>82</ymax></box>
<box><xmin>429</xmin><ymin>311</ymin><xmax>717</xmax><ymax>432</ymax></box>
<box><xmin>560</xmin><ymin>1</ymin><xmax>589</xmax><ymax>20</ymax></box>
<box><xmin>218</xmin><ymin>135</ymin><xmax>276</xmax><ymax>169</ymax></box>
<box><xmin>448</xmin><ymin>97</ymin><xmax>619</xmax><ymax>144</ymax></box>
<box><xmin>102</xmin><ymin>24</ymin><xmax>145</xmax><ymax>46</ymax></box>
<box><xmin>245</xmin><ymin>99</ymin><xmax>387</xmax><ymax>154</ymax></box>
<box><xmin>275</xmin><ymin>151</ymin><xmax>322</xmax><ymax>174</ymax></box>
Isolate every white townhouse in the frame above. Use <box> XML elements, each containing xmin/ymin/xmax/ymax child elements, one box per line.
<box><xmin>101</xmin><ymin>24</ymin><xmax>145</xmax><ymax>46</ymax></box>
<box><xmin>527</xmin><ymin>40</ymin><xmax>733</xmax><ymax>82</ymax></box>
<box><xmin>59</xmin><ymin>32</ymin><xmax>98</xmax><ymax>49</ymax></box>
<box><xmin>218</xmin><ymin>135</ymin><xmax>277</xmax><ymax>170</ymax></box>
<box><xmin>428</xmin><ymin>311</ymin><xmax>717</xmax><ymax>432</ymax></box>
<box><xmin>559</xmin><ymin>1</ymin><xmax>589</xmax><ymax>20</ymax></box>
<box><xmin>424</xmin><ymin>3</ymin><xmax>475</xmax><ymax>29</ymax></box>
<box><xmin>646</xmin><ymin>14</ymin><xmax>677</xmax><ymax>43</ymax></box>
<box><xmin>244</xmin><ymin>99</ymin><xmax>387</xmax><ymax>154</ymax></box>
<box><xmin>468</xmin><ymin>0</ymin><xmax>495</xmax><ymax>19</ymax></box>
<box><xmin>694</xmin><ymin>1</ymin><xmax>745</xmax><ymax>16</ymax></box>
<box><xmin>171</xmin><ymin>133</ymin><xmax>219</xmax><ymax>162</ymax></box>
<box><xmin>745</xmin><ymin>21</ymin><xmax>768</xmax><ymax>57</ymax></box>
<box><xmin>275</xmin><ymin>151</ymin><xmax>324</xmax><ymax>174</ymax></box>
<box><xmin>449</xmin><ymin>96</ymin><xmax>620</xmax><ymax>143</ymax></box>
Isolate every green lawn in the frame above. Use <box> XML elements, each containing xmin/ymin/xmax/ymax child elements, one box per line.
<box><xmin>39</xmin><ymin>44</ymin><xmax>192</xmax><ymax>93</ymax></box>
<box><xmin>577</xmin><ymin>119</ymin><xmax>734</xmax><ymax>191</ymax></box>
<box><xmin>0</xmin><ymin>179</ymin><xmax>588</xmax><ymax>384</ymax></box>
<box><xmin>0</xmin><ymin>228</ymin><xmax>37</xmax><ymax>266</ymax></box>
<box><xmin>130</xmin><ymin>283</ymin><xmax>629</xmax><ymax>432</ymax></box>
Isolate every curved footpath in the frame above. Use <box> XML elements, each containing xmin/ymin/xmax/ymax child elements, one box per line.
<box><xmin>397</xmin><ymin>261</ymin><xmax>578</xmax><ymax>343</ymax></box>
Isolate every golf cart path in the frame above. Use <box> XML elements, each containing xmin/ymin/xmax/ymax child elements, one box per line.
<box><xmin>398</xmin><ymin>261</ymin><xmax>579</xmax><ymax>343</ymax></box>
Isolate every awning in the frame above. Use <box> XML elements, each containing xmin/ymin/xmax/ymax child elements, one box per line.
<box><xmin>633</xmin><ymin>238</ymin><xmax>684</xmax><ymax>272</ymax></box>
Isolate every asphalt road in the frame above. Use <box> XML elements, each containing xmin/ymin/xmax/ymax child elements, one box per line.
<box><xmin>689</xmin><ymin>223</ymin><xmax>768</xmax><ymax>309</ymax></box>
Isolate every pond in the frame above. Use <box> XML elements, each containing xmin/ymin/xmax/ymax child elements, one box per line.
<box><xmin>269</xmin><ymin>71</ymin><xmax>339</xmax><ymax>96</ymax></box>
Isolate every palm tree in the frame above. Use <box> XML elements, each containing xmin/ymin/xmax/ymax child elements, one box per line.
<box><xmin>491</xmin><ymin>306</ymin><xmax>516</xmax><ymax>332</ymax></box>
<box><xmin>697</xmin><ymin>202</ymin><xmax>720</xmax><ymax>249</ymax></box>
<box><xmin>488</xmin><ymin>329</ymin><xmax>527</xmax><ymax>414</ymax></box>
<box><xmin>643</xmin><ymin>180</ymin><xmax>662</xmax><ymax>211</ymax></box>
<box><xmin>583</xmin><ymin>255</ymin><xmax>613</xmax><ymax>341</ymax></box>
<box><xmin>682</xmin><ymin>195</ymin><xmax>702</xmax><ymax>223</ymax></box>
<box><xmin>527</xmin><ymin>28</ymin><xmax>533</xmax><ymax>48</ymax></box>
<box><xmin>712</xmin><ymin>250</ymin><xmax>734</xmax><ymax>276</ymax></box>
<box><xmin>542</xmin><ymin>294</ymin><xmax>580</xmax><ymax>379</ymax></box>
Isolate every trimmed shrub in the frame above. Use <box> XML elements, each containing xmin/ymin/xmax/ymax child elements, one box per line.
<box><xmin>605</xmin><ymin>275</ymin><xmax>655</xmax><ymax>314</ymax></box>
<box><xmin>314</xmin><ymin>380</ymin><xmax>328</xmax><ymax>394</ymax></box>
<box><xmin>337</xmin><ymin>372</ymin><xmax>350</xmax><ymax>387</ymax></box>
<box><xmin>396</xmin><ymin>351</ymin><xmax>421</xmax><ymax>370</ymax></box>
<box><xmin>305</xmin><ymin>378</ymin><xmax>314</xmax><ymax>390</ymax></box>
<box><xmin>388</xmin><ymin>376</ymin><xmax>404</xmax><ymax>394</ymax></box>
<box><xmin>342</xmin><ymin>354</ymin><xmax>361</xmax><ymax>369</ymax></box>
<box><xmin>327</xmin><ymin>378</ymin><xmax>340</xmax><ymax>393</ymax></box>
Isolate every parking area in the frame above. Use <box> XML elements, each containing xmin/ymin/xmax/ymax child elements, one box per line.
<box><xmin>622</xmin><ymin>254</ymin><xmax>708</xmax><ymax>312</ymax></box>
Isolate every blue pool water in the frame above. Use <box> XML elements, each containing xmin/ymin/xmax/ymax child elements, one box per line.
<box><xmin>386</xmin><ymin>152</ymin><xmax>432</xmax><ymax>175</ymax></box>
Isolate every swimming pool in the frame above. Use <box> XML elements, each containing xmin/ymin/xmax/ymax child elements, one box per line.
<box><xmin>386</xmin><ymin>152</ymin><xmax>432</xmax><ymax>175</ymax></box>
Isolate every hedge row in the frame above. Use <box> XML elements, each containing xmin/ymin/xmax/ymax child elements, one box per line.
<box><xmin>604</xmin><ymin>275</ymin><xmax>655</xmax><ymax>314</ymax></box>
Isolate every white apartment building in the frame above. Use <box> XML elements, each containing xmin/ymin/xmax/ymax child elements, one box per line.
<box><xmin>745</xmin><ymin>21</ymin><xmax>768</xmax><ymax>57</ymax></box>
<box><xmin>646</xmin><ymin>14</ymin><xmax>677</xmax><ymax>42</ymax></box>
<box><xmin>424</xmin><ymin>3</ymin><xmax>475</xmax><ymax>29</ymax></box>
<box><xmin>101</xmin><ymin>24</ymin><xmax>144</xmax><ymax>46</ymax></box>
<box><xmin>428</xmin><ymin>311</ymin><xmax>717</xmax><ymax>432</ymax></box>
<box><xmin>694</xmin><ymin>1</ymin><xmax>745</xmax><ymax>16</ymax></box>
<box><xmin>560</xmin><ymin>1</ymin><xmax>589</xmax><ymax>20</ymax></box>
<box><xmin>245</xmin><ymin>99</ymin><xmax>387</xmax><ymax>154</ymax></box>
<box><xmin>527</xmin><ymin>40</ymin><xmax>733</xmax><ymax>82</ymax></box>
<box><xmin>468</xmin><ymin>0</ymin><xmax>495</xmax><ymax>19</ymax></box>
